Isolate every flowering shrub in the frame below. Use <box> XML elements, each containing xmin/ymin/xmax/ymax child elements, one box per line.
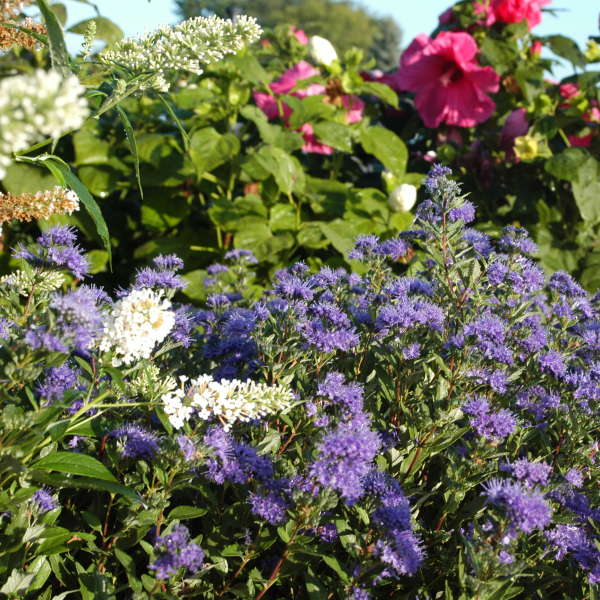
<box><xmin>0</xmin><ymin>166</ymin><xmax>599</xmax><ymax>598</ymax></box>
<box><xmin>376</xmin><ymin>0</ymin><xmax>600</xmax><ymax>288</ymax></box>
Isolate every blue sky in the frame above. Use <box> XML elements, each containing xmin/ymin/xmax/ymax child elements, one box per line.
<box><xmin>59</xmin><ymin>0</ymin><xmax>595</xmax><ymax>78</ymax></box>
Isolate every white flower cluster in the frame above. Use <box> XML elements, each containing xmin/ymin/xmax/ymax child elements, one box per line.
<box><xmin>101</xmin><ymin>15</ymin><xmax>262</xmax><ymax>92</ymax></box>
<box><xmin>98</xmin><ymin>288</ymin><xmax>175</xmax><ymax>366</ymax></box>
<box><xmin>162</xmin><ymin>375</ymin><xmax>294</xmax><ymax>430</ymax></box>
<box><xmin>0</xmin><ymin>70</ymin><xmax>89</xmax><ymax>178</ymax></box>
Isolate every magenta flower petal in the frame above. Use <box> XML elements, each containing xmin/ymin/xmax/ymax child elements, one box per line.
<box><xmin>395</xmin><ymin>31</ymin><xmax>500</xmax><ymax>128</ymax></box>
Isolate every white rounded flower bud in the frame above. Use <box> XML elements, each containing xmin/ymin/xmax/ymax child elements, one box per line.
<box><xmin>388</xmin><ymin>184</ymin><xmax>417</xmax><ymax>213</ymax></box>
<box><xmin>308</xmin><ymin>35</ymin><xmax>338</xmax><ymax>66</ymax></box>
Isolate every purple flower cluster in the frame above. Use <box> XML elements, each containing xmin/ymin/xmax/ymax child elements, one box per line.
<box><xmin>310</xmin><ymin>421</ymin><xmax>381</xmax><ymax>504</ymax></box>
<box><xmin>483</xmin><ymin>478</ymin><xmax>552</xmax><ymax>534</ymax></box>
<box><xmin>462</xmin><ymin>396</ymin><xmax>517</xmax><ymax>440</ymax></box>
<box><xmin>110</xmin><ymin>424</ymin><xmax>160</xmax><ymax>460</ymax></box>
<box><xmin>203</xmin><ymin>426</ymin><xmax>273</xmax><ymax>485</ymax></box>
<box><xmin>132</xmin><ymin>254</ymin><xmax>186</xmax><ymax>291</ymax></box>
<box><xmin>14</xmin><ymin>225</ymin><xmax>89</xmax><ymax>279</ymax></box>
<box><xmin>37</xmin><ymin>363</ymin><xmax>82</xmax><ymax>403</ymax></box>
<box><xmin>32</xmin><ymin>487</ymin><xmax>57</xmax><ymax>513</ymax></box>
<box><xmin>547</xmin><ymin>524</ymin><xmax>600</xmax><ymax>584</ymax></box>
<box><xmin>149</xmin><ymin>524</ymin><xmax>204</xmax><ymax>579</ymax></box>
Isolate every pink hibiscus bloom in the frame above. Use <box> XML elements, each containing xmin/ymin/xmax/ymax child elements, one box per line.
<box><xmin>393</xmin><ymin>31</ymin><xmax>500</xmax><ymax>128</ymax></box>
<box><xmin>491</xmin><ymin>0</ymin><xmax>551</xmax><ymax>30</ymax></box>
<box><xmin>299</xmin><ymin>123</ymin><xmax>334</xmax><ymax>155</ymax></box>
<box><xmin>475</xmin><ymin>0</ymin><xmax>550</xmax><ymax>29</ymax></box>
<box><xmin>253</xmin><ymin>61</ymin><xmax>326</xmax><ymax>120</ymax></box>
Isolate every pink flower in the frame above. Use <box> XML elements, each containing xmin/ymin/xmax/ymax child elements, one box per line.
<box><xmin>290</xmin><ymin>26</ymin><xmax>308</xmax><ymax>45</ymax></box>
<box><xmin>269</xmin><ymin>61</ymin><xmax>325</xmax><ymax>97</ymax></box>
<box><xmin>530</xmin><ymin>41</ymin><xmax>543</xmax><ymax>56</ymax></box>
<box><xmin>393</xmin><ymin>31</ymin><xmax>500</xmax><ymax>128</ymax></box>
<box><xmin>253</xmin><ymin>61</ymin><xmax>326</xmax><ymax>120</ymax></box>
<box><xmin>559</xmin><ymin>83</ymin><xmax>579</xmax><ymax>99</ymax></box>
<box><xmin>585</xmin><ymin>103</ymin><xmax>600</xmax><ymax>123</ymax></box>
<box><xmin>474</xmin><ymin>2</ymin><xmax>496</xmax><ymax>26</ymax></box>
<box><xmin>341</xmin><ymin>95</ymin><xmax>365</xmax><ymax>124</ymax></box>
<box><xmin>491</xmin><ymin>0</ymin><xmax>551</xmax><ymax>30</ymax></box>
<box><xmin>568</xmin><ymin>133</ymin><xmax>593</xmax><ymax>148</ymax></box>
<box><xmin>299</xmin><ymin>123</ymin><xmax>334</xmax><ymax>155</ymax></box>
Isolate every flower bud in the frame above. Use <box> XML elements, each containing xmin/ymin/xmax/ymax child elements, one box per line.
<box><xmin>308</xmin><ymin>35</ymin><xmax>338</xmax><ymax>66</ymax></box>
<box><xmin>388</xmin><ymin>184</ymin><xmax>417</xmax><ymax>213</ymax></box>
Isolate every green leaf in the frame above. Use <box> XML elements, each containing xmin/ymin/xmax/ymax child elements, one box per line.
<box><xmin>2</xmin><ymin>163</ymin><xmax>55</xmax><ymax>194</ymax></box>
<box><xmin>312</xmin><ymin>121</ymin><xmax>353</xmax><ymax>152</ymax></box>
<box><xmin>68</xmin><ymin>17</ymin><xmax>123</xmax><ymax>43</ymax></box>
<box><xmin>115</xmin><ymin>106</ymin><xmax>143</xmax><ymax>199</ymax></box>
<box><xmin>544</xmin><ymin>148</ymin><xmax>588</xmax><ymax>181</ymax></box>
<box><xmin>241</xmin><ymin>105</ymin><xmax>304</xmax><ymax>151</ymax></box>
<box><xmin>572</xmin><ymin>157</ymin><xmax>600</xmax><ymax>222</ymax></box>
<box><xmin>37</xmin><ymin>0</ymin><xmax>70</xmax><ymax>76</ymax></box>
<box><xmin>254</xmin><ymin>146</ymin><xmax>305</xmax><ymax>195</ymax></box>
<box><xmin>0</xmin><ymin>569</ymin><xmax>35</xmax><ymax>596</ymax></box>
<box><xmin>359</xmin><ymin>127</ymin><xmax>408</xmax><ymax>176</ymax></box>
<box><xmin>189</xmin><ymin>128</ymin><xmax>240</xmax><ymax>178</ymax></box>
<box><xmin>322</xmin><ymin>555</ymin><xmax>350</xmax><ymax>583</ymax></box>
<box><xmin>545</xmin><ymin>35</ymin><xmax>586</xmax><ymax>68</ymax></box>
<box><xmin>32</xmin><ymin>451</ymin><xmax>117</xmax><ymax>482</ymax></box>
<box><xmin>356</xmin><ymin>81</ymin><xmax>398</xmax><ymax>107</ymax></box>
<box><xmin>319</xmin><ymin>220</ymin><xmax>359</xmax><ymax>256</ymax></box>
<box><xmin>167</xmin><ymin>506</ymin><xmax>208</xmax><ymax>520</ymax></box>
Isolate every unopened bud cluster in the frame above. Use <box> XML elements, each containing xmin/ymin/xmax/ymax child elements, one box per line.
<box><xmin>0</xmin><ymin>186</ymin><xmax>79</xmax><ymax>225</ymax></box>
<box><xmin>0</xmin><ymin>70</ymin><xmax>89</xmax><ymax>178</ymax></box>
<box><xmin>101</xmin><ymin>15</ymin><xmax>262</xmax><ymax>92</ymax></box>
<box><xmin>162</xmin><ymin>375</ymin><xmax>294</xmax><ymax>430</ymax></box>
<box><xmin>1</xmin><ymin>268</ymin><xmax>64</xmax><ymax>296</ymax></box>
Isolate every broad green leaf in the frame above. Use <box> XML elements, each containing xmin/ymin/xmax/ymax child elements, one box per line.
<box><xmin>544</xmin><ymin>148</ymin><xmax>588</xmax><ymax>181</ymax></box>
<box><xmin>2</xmin><ymin>163</ymin><xmax>55</xmax><ymax>194</ymax></box>
<box><xmin>241</xmin><ymin>105</ymin><xmax>304</xmax><ymax>151</ymax></box>
<box><xmin>189</xmin><ymin>128</ymin><xmax>240</xmax><ymax>178</ymax></box>
<box><xmin>545</xmin><ymin>35</ymin><xmax>586</xmax><ymax>67</ymax></box>
<box><xmin>357</xmin><ymin>81</ymin><xmax>399</xmax><ymax>107</ymax></box>
<box><xmin>32</xmin><ymin>451</ymin><xmax>117</xmax><ymax>482</ymax></box>
<box><xmin>254</xmin><ymin>145</ymin><xmax>305</xmax><ymax>195</ymax></box>
<box><xmin>359</xmin><ymin>126</ymin><xmax>408</xmax><ymax>176</ymax></box>
<box><xmin>312</xmin><ymin>121</ymin><xmax>353</xmax><ymax>152</ymax></box>
<box><xmin>572</xmin><ymin>157</ymin><xmax>600</xmax><ymax>222</ymax></box>
<box><xmin>68</xmin><ymin>16</ymin><xmax>123</xmax><ymax>44</ymax></box>
<box><xmin>37</xmin><ymin>0</ymin><xmax>70</xmax><ymax>76</ymax></box>
<box><xmin>72</xmin><ymin>124</ymin><xmax>112</xmax><ymax>166</ymax></box>
<box><xmin>319</xmin><ymin>220</ymin><xmax>359</xmax><ymax>256</ymax></box>
<box><xmin>322</xmin><ymin>556</ymin><xmax>350</xmax><ymax>583</ymax></box>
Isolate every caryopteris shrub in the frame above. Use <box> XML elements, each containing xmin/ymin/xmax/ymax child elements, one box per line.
<box><xmin>0</xmin><ymin>166</ymin><xmax>598</xmax><ymax>598</ymax></box>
